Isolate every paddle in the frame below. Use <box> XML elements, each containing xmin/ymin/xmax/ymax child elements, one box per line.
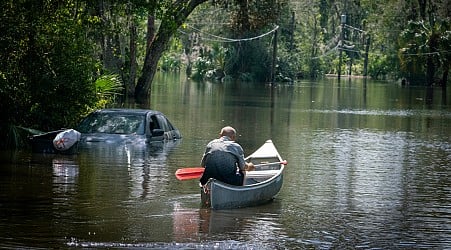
<box><xmin>175</xmin><ymin>160</ymin><xmax>288</xmax><ymax>180</ymax></box>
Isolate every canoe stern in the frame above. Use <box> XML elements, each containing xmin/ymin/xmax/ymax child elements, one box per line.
<box><xmin>201</xmin><ymin>172</ymin><xmax>283</xmax><ymax>210</ymax></box>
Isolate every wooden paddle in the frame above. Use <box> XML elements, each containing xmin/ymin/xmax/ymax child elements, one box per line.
<box><xmin>175</xmin><ymin>160</ymin><xmax>287</xmax><ymax>180</ymax></box>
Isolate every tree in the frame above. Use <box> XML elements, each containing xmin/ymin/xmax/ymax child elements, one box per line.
<box><xmin>397</xmin><ymin>0</ymin><xmax>450</xmax><ymax>86</ymax></box>
<box><xmin>0</xmin><ymin>1</ymin><xmax>98</xmax><ymax>131</ymax></box>
<box><xmin>134</xmin><ymin>0</ymin><xmax>209</xmax><ymax>100</ymax></box>
<box><xmin>177</xmin><ymin>0</ymin><xmax>286</xmax><ymax>82</ymax></box>
<box><xmin>399</xmin><ymin>20</ymin><xmax>450</xmax><ymax>86</ymax></box>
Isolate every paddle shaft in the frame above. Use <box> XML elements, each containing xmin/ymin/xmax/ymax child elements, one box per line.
<box><xmin>253</xmin><ymin>160</ymin><xmax>287</xmax><ymax>167</ymax></box>
<box><xmin>175</xmin><ymin>160</ymin><xmax>287</xmax><ymax>180</ymax></box>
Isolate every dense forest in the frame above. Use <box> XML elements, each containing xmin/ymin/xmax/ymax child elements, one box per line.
<box><xmin>0</xmin><ymin>0</ymin><xmax>450</xmax><ymax>148</ymax></box>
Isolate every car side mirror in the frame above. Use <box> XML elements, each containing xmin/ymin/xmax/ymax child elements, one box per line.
<box><xmin>151</xmin><ymin>129</ymin><xmax>164</xmax><ymax>136</ymax></box>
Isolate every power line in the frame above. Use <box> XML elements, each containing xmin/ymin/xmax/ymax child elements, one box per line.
<box><xmin>179</xmin><ymin>24</ymin><xmax>279</xmax><ymax>43</ymax></box>
<box><xmin>401</xmin><ymin>51</ymin><xmax>451</xmax><ymax>56</ymax></box>
<box><xmin>311</xmin><ymin>43</ymin><xmax>340</xmax><ymax>59</ymax></box>
<box><xmin>344</xmin><ymin>24</ymin><xmax>365</xmax><ymax>33</ymax></box>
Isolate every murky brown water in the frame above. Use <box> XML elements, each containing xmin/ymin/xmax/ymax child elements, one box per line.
<box><xmin>1</xmin><ymin>74</ymin><xmax>450</xmax><ymax>249</ymax></box>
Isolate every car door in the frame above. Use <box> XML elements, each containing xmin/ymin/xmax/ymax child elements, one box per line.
<box><xmin>146</xmin><ymin>114</ymin><xmax>164</xmax><ymax>141</ymax></box>
<box><xmin>165</xmin><ymin>117</ymin><xmax>181</xmax><ymax>139</ymax></box>
<box><xmin>155</xmin><ymin>114</ymin><xmax>175</xmax><ymax>140</ymax></box>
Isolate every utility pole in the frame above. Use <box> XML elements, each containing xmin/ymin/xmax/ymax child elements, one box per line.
<box><xmin>363</xmin><ymin>35</ymin><xmax>371</xmax><ymax>77</ymax></box>
<box><xmin>271</xmin><ymin>28</ymin><xmax>278</xmax><ymax>85</ymax></box>
<box><xmin>338</xmin><ymin>14</ymin><xmax>346</xmax><ymax>81</ymax></box>
<box><xmin>289</xmin><ymin>11</ymin><xmax>295</xmax><ymax>51</ymax></box>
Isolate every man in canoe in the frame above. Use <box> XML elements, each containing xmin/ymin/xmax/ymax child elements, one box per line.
<box><xmin>200</xmin><ymin>126</ymin><xmax>254</xmax><ymax>186</ymax></box>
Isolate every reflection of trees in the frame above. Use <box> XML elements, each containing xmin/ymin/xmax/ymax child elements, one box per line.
<box><xmin>66</xmin><ymin>140</ymin><xmax>181</xmax><ymax>242</ymax></box>
<box><xmin>128</xmin><ymin>141</ymin><xmax>181</xmax><ymax>199</ymax></box>
<box><xmin>172</xmin><ymin>202</ymin><xmax>283</xmax><ymax>242</ymax></box>
<box><xmin>79</xmin><ymin>140</ymin><xmax>180</xmax><ymax>200</ymax></box>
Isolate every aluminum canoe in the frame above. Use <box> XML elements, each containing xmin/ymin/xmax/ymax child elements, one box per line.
<box><xmin>201</xmin><ymin>139</ymin><xmax>285</xmax><ymax>210</ymax></box>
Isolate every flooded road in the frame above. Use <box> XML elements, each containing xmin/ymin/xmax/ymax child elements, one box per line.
<box><xmin>1</xmin><ymin>75</ymin><xmax>450</xmax><ymax>249</ymax></box>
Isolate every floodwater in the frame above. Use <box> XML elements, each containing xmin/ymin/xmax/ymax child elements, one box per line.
<box><xmin>1</xmin><ymin>74</ymin><xmax>450</xmax><ymax>249</ymax></box>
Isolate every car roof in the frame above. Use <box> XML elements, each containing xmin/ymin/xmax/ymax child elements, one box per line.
<box><xmin>94</xmin><ymin>108</ymin><xmax>163</xmax><ymax>116</ymax></box>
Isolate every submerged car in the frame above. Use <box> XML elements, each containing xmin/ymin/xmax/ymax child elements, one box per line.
<box><xmin>76</xmin><ymin>109</ymin><xmax>181</xmax><ymax>144</ymax></box>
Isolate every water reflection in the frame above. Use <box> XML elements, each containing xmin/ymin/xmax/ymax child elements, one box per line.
<box><xmin>52</xmin><ymin>157</ymin><xmax>79</xmax><ymax>194</ymax></box>
<box><xmin>78</xmin><ymin>140</ymin><xmax>181</xmax><ymax>199</ymax></box>
<box><xmin>172</xmin><ymin>200</ymin><xmax>285</xmax><ymax>247</ymax></box>
<box><xmin>283</xmin><ymin>126</ymin><xmax>450</xmax><ymax>248</ymax></box>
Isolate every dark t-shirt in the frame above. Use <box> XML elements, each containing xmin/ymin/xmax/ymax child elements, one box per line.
<box><xmin>200</xmin><ymin>136</ymin><xmax>246</xmax><ymax>185</ymax></box>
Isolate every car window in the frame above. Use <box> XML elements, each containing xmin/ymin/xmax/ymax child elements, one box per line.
<box><xmin>149</xmin><ymin>115</ymin><xmax>160</xmax><ymax>131</ymax></box>
<box><xmin>166</xmin><ymin>119</ymin><xmax>176</xmax><ymax>131</ymax></box>
<box><xmin>156</xmin><ymin>115</ymin><xmax>171</xmax><ymax>132</ymax></box>
<box><xmin>78</xmin><ymin>113</ymin><xmax>145</xmax><ymax>134</ymax></box>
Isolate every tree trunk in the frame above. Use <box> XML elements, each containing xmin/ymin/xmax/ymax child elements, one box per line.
<box><xmin>236</xmin><ymin>0</ymin><xmax>251</xmax><ymax>33</ymax></box>
<box><xmin>289</xmin><ymin>11</ymin><xmax>295</xmax><ymax>51</ymax></box>
<box><xmin>418</xmin><ymin>0</ymin><xmax>427</xmax><ymax>20</ymax></box>
<box><xmin>442</xmin><ymin>62</ymin><xmax>449</xmax><ymax>90</ymax></box>
<box><xmin>426</xmin><ymin>33</ymin><xmax>438</xmax><ymax>86</ymax></box>
<box><xmin>146</xmin><ymin>14</ymin><xmax>156</xmax><ymax>52</ymax></box>
<box><xmin>134</xmin><ymin>0</ymin><xmax>209</xmax><ymax>101</ymax></box>
<box><xmin>127</xmin><ymin>18</ymin><xmax>137</xmax><ymax>97</ymax></box>
<box><xmin>310</xmin><ymin>16</ymin><xmax>318</xmax><ymax>79</ymax></box>
<box><xmin>363</xmin><ymin>35</ymin><xmax>370</xmax><ymax>77</ymax></box>
<box><xmin>426</xmin><ymin>55</ymin><xmax>435</xmax><ymax>86</ymax></box>
<box><xmin>270</xmin><ymin>28</ymin><xmax>278</xmax><ymax>84</ymax></box>
<box><xmin>124</xmin><ymin>3</ymin><xmax>137</xmax><ymax>97</ymax></box>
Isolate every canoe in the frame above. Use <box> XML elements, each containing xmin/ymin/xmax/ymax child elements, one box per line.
<box><xmin>200</xmin><ymin>139</ymin><xmax>285</xmax><ymax>210</ymax></box>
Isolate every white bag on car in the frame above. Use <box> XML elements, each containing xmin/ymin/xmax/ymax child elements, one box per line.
<box><xmin>53</xmin><ymin>129</ymin><xmax>81</xmax><ymax>151</ymax></box>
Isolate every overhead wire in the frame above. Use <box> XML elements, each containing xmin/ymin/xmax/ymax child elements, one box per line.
<box><xmin>179</xmin><ymin>22</ymin><xmax>450</xmax><ymax>59</ymax></box>
<box><xmin>179</xmin><ymin>24</ymin><xmax>279</xmax><ymax>43</ymax></box>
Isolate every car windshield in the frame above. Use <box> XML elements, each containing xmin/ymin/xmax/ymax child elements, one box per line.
<box><xmin>77</xmin><ymin>113</ymin><xmax>145</xmax><ymax>135</ymax></box>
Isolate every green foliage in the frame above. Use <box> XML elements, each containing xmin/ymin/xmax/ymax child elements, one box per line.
<box><xmin>180</xmin><ymin>0</ymin><xmax>285</xmax><ymax>82</ymax></box>
<box><xmin>0</xmin><ymin>0</ymin><xmax>99</xmax><ymax>149</ymax></box>
<box><xmin>159</xmin><ymin>38</ymin><xmax>183</xmax><ymax>72</ymax></box>
<box><xmin>94</xmin><ymin>74</ymin><xmax>124</xmax><ymax>107</ymax></box>
<box><xmin>3</xmin><ymin>125</ymin><xmax>28</xmax><ymax>150</ymax></box>
<box><xmin>210</xmin><ymin>43</ymin><xmax>227</xmax><ymax>71</ymax></box>
<box><xmin>398</xmin><ymin>19</ymin><xmax>450</xmax><ymax>83</ymax></box>
<box><xmin>224</xmin><ymin>39</ymin><xmax>272</xmax><ymax>82</ymax></box>
<box><xmin>160</xmin><ymin>54</ymin><xmax>182</xmax><ymax>72</ymax></box>
<box><xmin>190</xmin><ymin>43</ymin><xmax>227</xmax><ymax>81</ymax></box>
<box><xmin>192</xmin><ymin>57</ymin><xmax>214</xmax><ymax>81</ymax></box>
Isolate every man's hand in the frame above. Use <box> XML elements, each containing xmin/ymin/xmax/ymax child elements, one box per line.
<box><xmin>244</xmin><ymin>162</ymin><xmax>255</xmax><ymax>171</ymax></box>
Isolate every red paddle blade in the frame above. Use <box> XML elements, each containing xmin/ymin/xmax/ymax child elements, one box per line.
<box><xmin>175</xmin><ymin>167</ymin><xmax>204</xmax><ymax>180</ymax></box>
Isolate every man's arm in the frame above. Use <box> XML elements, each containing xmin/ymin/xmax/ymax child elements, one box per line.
<box><xmin>244</xmin><ymin>162</ymin><xmax>255</xmax><ymax>171</ymax></box>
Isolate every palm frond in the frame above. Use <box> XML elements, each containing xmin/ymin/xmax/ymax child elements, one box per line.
<box><xmin>95</xmin><ymin>74</ymin><xmax>124</xmax><ymax>98</ymax></box>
